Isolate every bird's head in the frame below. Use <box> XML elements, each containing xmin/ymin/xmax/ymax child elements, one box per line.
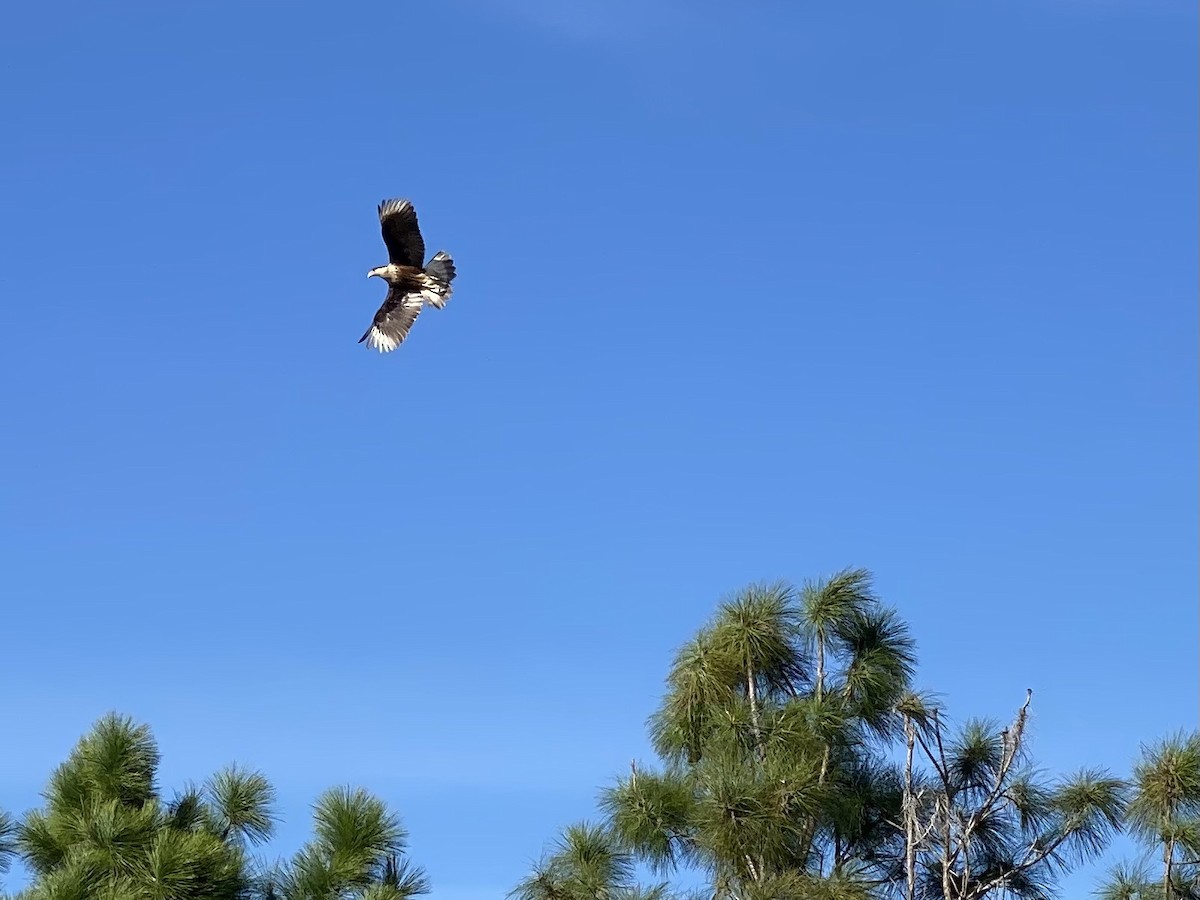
<box><xmin>366</xmin><ymin>266</ymin><xmax>387</xmax><ymax>280</ymax></box>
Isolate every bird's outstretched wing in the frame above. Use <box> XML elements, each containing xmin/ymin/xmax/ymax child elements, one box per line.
<box><xmin>378</xmin><ymin>198</ymin><xmax>426</xmax><ymax>268</ymax></box>
<box><xmin>359</xmin><ymin>285</ymin><xmax>424</xmax><ymax>353</ymax></box>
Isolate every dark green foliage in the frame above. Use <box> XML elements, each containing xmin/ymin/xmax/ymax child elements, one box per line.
<box><xmin>206</xmin><ymin>768</ymin><xmax>277</xmax><ymax>846</ymax></box>
<box><xmin>517</xmin><ymin>567</ymin><xmax>1142</xmax><ymax>900</ymax></box>
<box><xmin>274</xmin><ymin>787</ymin><xmax>429</xmax><ymax>900</ymax></box>
<box><xmin>0</xmin><ymin>813</ymin><xmax>16</xmax><ymax>882</ymax></box>
<box><xmin>10</xmin><ymin>713</ymin><xmax>256</xmax><ymax>900</ymax></box>
<box><xmin>898</xmin><ymin>688</ymin><xmax>1129</xmax><ymax>900</ymax></box>
<box><xmin>510</xmin><ymin>823</ymin><xmax>672</xmax><ymax>900</ymax></box>
<box><xmin>1098</xmin><ymin>732</ymin><xmax>1200</xmax><ymax>900</ymax></box>
<box><xmin>521</xmin><ymin>568</ymin><xmax>921</xmax><ymax>899</ymax></box>
<box><xmin>1</xmin><ymin>714</ymin><xmax>427</xmax><ymax>900</ymax></box>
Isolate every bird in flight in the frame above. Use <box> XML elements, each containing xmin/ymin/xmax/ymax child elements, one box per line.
<box><xmin>360</xmin><ymin>198</ymin><xmax>457</xmax><ymax>353</ymax></box>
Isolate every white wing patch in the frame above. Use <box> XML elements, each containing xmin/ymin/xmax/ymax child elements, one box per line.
<box><xmin>378</xmin><ymin>197</ymin><xmax>414</xmax><ymax>221</ymax></box>
<box><xmin>422</xmin><ymin>287</ymin><xmax>451</xmax><ymax>310</ymax></box>
<box><xmin>363</xmin><ymin>325</ymin><xmax>403</xmax><ymax>353</ymax></box>
<box><xmin>362</xmin><ymin>289</ymin><xmax>424</xmax><ymax>353</ymax></box>
<box><xmin>360</xmin><ymin>275</ymin><xmax>453</xmax><ymax>353</ymax></box>
<box><xmin>416</xmin><ymin>273</ymin><xmax>453</xmax><ymax>310</ymax></box>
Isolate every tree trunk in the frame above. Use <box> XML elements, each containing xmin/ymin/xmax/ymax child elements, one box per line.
<box><xmin>941</xmin><ymin>794</ymin><xmax>954</xmax><ymax>900</ymax></box>
<box><xmin>746</xmin><ymin>664</ymin><xmax>763</xmax><ymax>753</ymax></box>
<box><xmin>815</xmin><ymin>634</ymin><xmax>825</xmax><ymax>702</ymax></box>
<box><xmin>1164</xmin><ymin>837</ymin><xmax>1175</xmax><ymax>900</ymax></box>
<box><xmin>904</xmin><ymin>716</ymin><xmax>917</xmax><ymax>900</ymax></box>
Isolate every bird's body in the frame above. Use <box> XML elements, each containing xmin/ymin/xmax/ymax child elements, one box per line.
<box><xmin>360</xmin><ymin>198</ymin><xmax>457</xmax><ymax>353</ymax></box>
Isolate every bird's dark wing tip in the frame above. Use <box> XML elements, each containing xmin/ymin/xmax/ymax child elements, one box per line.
<box><xmin>378</xmin><ymin>198</ymin><xmax>415</xmax><ymax>222</ymax></box>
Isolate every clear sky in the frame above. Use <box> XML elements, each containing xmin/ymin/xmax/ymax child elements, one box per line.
<box><xmin>0</xmin><ymin>0</ymin><xmax>1195</xmax><ymax>896</ymax></box>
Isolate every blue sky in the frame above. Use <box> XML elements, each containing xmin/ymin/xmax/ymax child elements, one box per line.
<box><xmin>0</xmin><ymin>0</ymin><xmax>1195</xmax><ymax>896</ymax></box>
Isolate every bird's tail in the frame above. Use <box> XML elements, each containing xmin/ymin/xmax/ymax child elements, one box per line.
<box><xmin>423</xmin><ymin>251</ymin><xmax>456</xmax><ymax>310</ymax></box>
<box><xmin>425</xmin><ymin>250</ymin><xmax>456</xmax><ymax>285</ymax></box>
